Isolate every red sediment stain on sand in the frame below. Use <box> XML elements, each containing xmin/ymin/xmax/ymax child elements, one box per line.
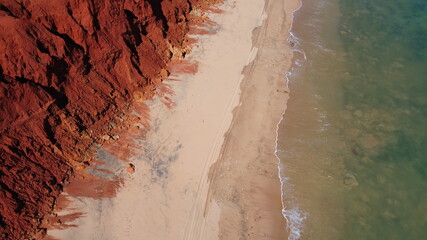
<box><xmin>102</xmin><ymin>128</ymin><xmax>145</xmax><ymax>162</ymax></box>
<box><xmin>54</xmin><ymin>194</ymin><xmax>73</xmax><ymax>211</ymax></box>
<box><xmin>43</xmin><ymin>102</ymin><xmax>151</xmax><ymax>232</ymax></box>
<box><xmin>40</xmin><ymin>194</ymin><xmax>85</xmax><ymax>233</ymax></box>
<box><xmin>167</xmin><ymin>60</ymin><xmax>199</xmax><ymax>75</ymax></box>
<box><xmin>192</xmin><ymin>19</ymin><xmax>218</xmax><ymax>28</ymax></box>
<box><xmin>64</xmin><ymin>168</ymin><xmax>123</xmax><ymax>200</ymax></box>
<box><xmin>92</xmin><ymin>166</ymin><xmax>115</xmax><ymax>175</ymax></box>
<box><xmin>165</xmin><ymin>77</ymin><xmax>183</xmax><ymax>82</ymax></box>
<box><xmin>206</xmin><ymin>6</ymin><xmax>225</xmax><ymax>14</ymax></box>
<box><xmin>133</xmin><ymin>102</ymin><xmax>152</xmax><ymax>129</ymax></box>
<box><xmin>185</xmin><ymin>36</ymin><xmax>198</xmax><ymax>46</ymax></box>
<box><xmin>162</xmin><ymin>96</ymin><xmax>177</xmax><ymax>109</ymax></box>
<box><xmin>157</xmin><ymin>82</ymin><xmax>177</xmax><ymax>109</ymax></box>
<box><xmin>103</xmin><ymin>102</ymin><xmax>150</xmax><ymax>161</ymax></box>
<box><xmin>45</xmin><ymin>211</ymin><xmax>86</xmax><ymax>230</ymax></box>
<box><xmin>41</xmin><ymin>111</ymin><xmax>149</xmax><ymax>233</ymax></box>
<box><xmin>188</xmin><ymin>19</ymin><xmax>219</xmax><ymax>35</ymax></box>
<box><xmin>43</xmin><ymin>235</ymin><xmax>61</xmax><ymax>240</ymax></box>
<box><xmin>157</xmin><ymin>82</ymin><xmax>175</xmax><ymax>96</ymax></box>
<box><xmin>185</xmin><ymin>7</ymin><xmax>223</xmax><ymax>44</ymax></box>
<box><xmin>91</xmin><ymin>159</ymin><xmax>107</xmax><ymax>166</ymax></box>
<box><xmin>189</xmin><ymin>28</ymin><xmax>213</xmax><ymax>35</ymax></box>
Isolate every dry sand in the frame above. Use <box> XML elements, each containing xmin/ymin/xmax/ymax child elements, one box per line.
<box><xmin>47</xmin><ymin>0</ymin><xmax>299</xmax><ymax>239</ymax></box>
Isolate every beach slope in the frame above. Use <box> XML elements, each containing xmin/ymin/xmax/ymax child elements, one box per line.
<box><xmin>206</xmin><ymin>0</ymin><xmax>300</xmax><ymax>239</ymax></box>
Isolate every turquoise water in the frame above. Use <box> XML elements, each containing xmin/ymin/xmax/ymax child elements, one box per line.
<box><xmin>278</xmin><ymin>0</ymin><xmax>427</xmax><ymax>239</ymax></box>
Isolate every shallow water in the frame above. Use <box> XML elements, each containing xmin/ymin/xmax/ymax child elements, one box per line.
<box><xmin>278</xmin><ymin>0</ymin><xmax>427</xmax><ymax>239</ymax></box>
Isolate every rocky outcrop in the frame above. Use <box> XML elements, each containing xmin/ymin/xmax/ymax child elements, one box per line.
<box><xmin>0</xmin><ymin>0</ymin><xmax>213</xmax><ymax>238</ymax></box>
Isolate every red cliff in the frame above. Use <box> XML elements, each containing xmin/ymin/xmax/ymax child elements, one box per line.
<box><xmin>0</xmin><ymin>0</ymin><xmax>213</xmax><ymax>238</ymax></box>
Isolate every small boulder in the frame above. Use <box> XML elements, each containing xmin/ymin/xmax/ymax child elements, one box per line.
<box><xmin>344</xmin><ymin>173</ymin><xmax>359</xmax><ymax>187</ymax></box>
<box><xmin>102</xmin><ymin>135</ymin><xmax>111</xmax><ymax>141</ymax></box>
<box><xmin>126</xmin><ymin>163</ymin><xmax>135</xmax><ymax>174</ymax></box>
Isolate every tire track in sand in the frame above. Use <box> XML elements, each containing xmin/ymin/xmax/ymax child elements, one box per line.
<box><xmin>182</xmin><ymin>5</ymin><xmax>267</xmax><ymax>239</ymax></box>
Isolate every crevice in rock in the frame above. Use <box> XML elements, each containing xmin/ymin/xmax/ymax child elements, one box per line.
<box><xmin>66</xmin><ymin>3</ymin><xmax>89</xmax><ymax>33</ymax></box>
<box><xmin>124</xmin><ymin>10</ymin><xmax>143</xmax><ymax>46</ymax></box>
<box><xmin>46</xmin><ymin>57</ymin><xmax>69</xmax><ymax>85</ymax></box>
<box><xmin>0</xmin><ymin>65</ymin><xmax>8</xmax><ymax>84</ymax></box>
<box><xmin>122</xmin><ymin>34</ymin><xmax>143</xmax><ymax>75</ymax></box>
<box><xmin>43</xmin><ymin>118</ymin><xmax>58</xmax><ymax>147</ymax></box>
<box><xmin>14</xmin><ymin>77</ymin><xmax>69</xmax><ymax>109</ymax></box>
<box><xmin>35</xmin><ymin>40</ymin><xmax>49</xmax><ymax>54</ymax></box>
<box><xmin>0</xmin><ymin>4</ymin><xmax>17</xmax><ymax>18</ymax></box>
<box><xmin>88</xmin><ymin>0</ymin><xmax>101</xmax><ymax>31</ymax></box>
<box><xmin>0</xmin><ymin>182</ymin><xmax>25</xmax><ymax>213</ymax></box>
<box><xmin>44</xmin><ymin>26</ymin><xmax>84</xmax><ymax>54</ymax></box>
<box><xmin>82</xmin><ymin>54</ymin><xmax>92</xmax><ymax>75</ymax></box>
<box><xmin>147</xmin><ymin>0</ymin><xmax>169</xmax><ymax>32</ymax></box>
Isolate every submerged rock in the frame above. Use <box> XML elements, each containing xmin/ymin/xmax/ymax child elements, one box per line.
<box><xmin>358</xmin><ymin>134</ymin><xmax>380</xmax><ymax>149</ymax></box>
<box><xmin>344</xmin><ymin>173</ymin><xmax>359</xmax><ymax>187</ymax></box>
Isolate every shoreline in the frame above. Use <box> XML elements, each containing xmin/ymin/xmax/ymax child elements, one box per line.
<box><xmin>277</xmin><ymin>1</ymin><xmax>306</xmax><ymax>239</ymax></box>
<box><xmin>45</xmin><ymin>0</ymin><xmax>300</xmax><ymax>239</ymax></box>
<box><xmin>207</xmin><ymin>0</ymin><xmax>300</xmax><ymax>239</ymax></box>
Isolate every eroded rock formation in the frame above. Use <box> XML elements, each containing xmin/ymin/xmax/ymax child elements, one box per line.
<box><xmin>0</xmin><ymin>0</ymin><xmax>212</xmax><ymax>238</ymax></box>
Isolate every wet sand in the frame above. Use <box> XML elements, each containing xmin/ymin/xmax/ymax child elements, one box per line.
<box><xmin>46</xmin><ymin>0</ymin><xmax>299</xmax><ymax>239</ymax></box>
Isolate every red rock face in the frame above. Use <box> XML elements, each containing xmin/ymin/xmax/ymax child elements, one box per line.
<box><xmin>0</xmin><ymin>0</ymin><xmax>212</xmax><ymax>238</ymax></box>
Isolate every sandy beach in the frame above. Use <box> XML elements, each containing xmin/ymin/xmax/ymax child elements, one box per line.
<box><xmin>47</xmin><ymin>0</ymin><xmax>299</xmax><ymax>239</ymax></box>
<box><xmin>207</xmin><ymin>0</ymin><xmax>300</xmax><ymax>238</ymax></box>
